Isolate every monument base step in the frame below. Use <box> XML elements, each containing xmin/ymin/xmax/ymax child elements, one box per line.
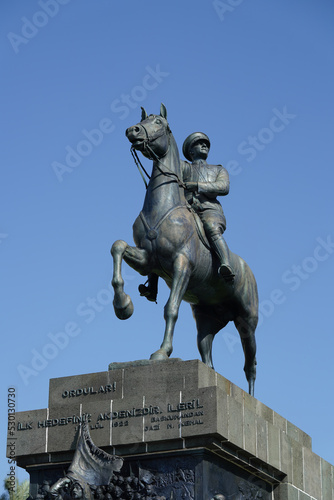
<box><xmin>9</xmin><ymin>359</ymin><xmax>333</xmax><ymax>499</ymax></box>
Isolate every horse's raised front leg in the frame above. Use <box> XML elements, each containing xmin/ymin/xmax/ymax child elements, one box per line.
<box><xmin>111</xmin><ymin>240</ymin><xmax>149</xmax><ymax>320</ymax></box>
<box><xmin>150</xmin><ymin>254</ymin><xmax>191</xmax><ymax>361</ymax></box>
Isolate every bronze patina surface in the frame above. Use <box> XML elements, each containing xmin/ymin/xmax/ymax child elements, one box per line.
<box><xmin>111</xmin><ymin>105</ymin><xmax>258</xmax><ymax>395</ymax></box>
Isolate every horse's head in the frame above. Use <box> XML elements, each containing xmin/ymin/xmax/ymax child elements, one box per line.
<box><xmin>126</xmin><ymin>103</ymin><xmax>171</xmax><ymax>159</ymax></box>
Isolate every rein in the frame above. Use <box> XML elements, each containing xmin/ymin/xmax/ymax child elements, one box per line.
<box><xmin>129</xmin><ymin>124</ymin><xmax>209</xmax><ymax>250</ymax></box>
<box><xmin>130</xmin><ymin>122</ymin><xmax>186</xmax><ymax>189</ymax></box>
<box><xmin>146</xmin><ymin>143</ymin><xmax>186</xmax><ymax>189</ymax></box>
<box><xmin>130</xmin><ymin>147</ymin><xmax>150</xmax><ymax>189</ymax></box>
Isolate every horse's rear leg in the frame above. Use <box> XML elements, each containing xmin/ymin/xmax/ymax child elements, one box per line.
<box><xmin>150</xmin><ymin>255</ymin><xmax>191</xmax><ymax>361</ymax></box>
<box><xmin>234</xmin><ymin>315</ymin><xmax>257</xmax><ymax>396</ymax></box>
<box><xmin>111</xmin><ymin>240</ymin><xmax>149</xmax><ymax>320</ymax></box>
<box><xmin>192</xmin><ymin>305</ymin><xmax>226</xmax><ymax>370</ymax></box>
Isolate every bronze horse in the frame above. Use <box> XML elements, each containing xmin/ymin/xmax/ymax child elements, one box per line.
<box><xmin>111</xmin><ymin>104</ymin><xmax>258</xmax><ymax>395</ymax></box>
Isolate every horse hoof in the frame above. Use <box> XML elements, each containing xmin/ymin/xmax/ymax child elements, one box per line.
<box><xmin>248</xmin><ymin>379</ymin><xmax>255</xmax><ymax>397</ymax></box>
<box><xmin>150</xmin><ymin>349</ymin><xmax>169</xmax><ymax>361</ymax></box>
<box><xmin>113</xmin><ymin>295</ymin><xmax>134</xmax><ymax>320</ymax></box>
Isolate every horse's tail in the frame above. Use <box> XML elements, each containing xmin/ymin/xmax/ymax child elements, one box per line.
<box><xmin>233</xmin><ymin>254</ymin><xmax>259</xmax><ymax>317</ymax></box>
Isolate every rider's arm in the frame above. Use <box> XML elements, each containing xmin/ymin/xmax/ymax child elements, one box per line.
<box><xmin>197</xmin><ymin>165</ymin><xmax>229</xmax><ymax>198</ymax></box>
<box><xmin>181</xmin><ymin>161</ymin><xmax>199</xmax><ymax>192</ymax></box>
<box><xmin>180</xmin><ymin>160</ymin><xmax>191</xmax><ymax>180</ymax></box>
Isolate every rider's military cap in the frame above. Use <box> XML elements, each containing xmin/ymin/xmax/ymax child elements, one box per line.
<box><xmin>182</xmin><ymin>132</ymin><xmax>210</xmax><ymax>161</ymax></box>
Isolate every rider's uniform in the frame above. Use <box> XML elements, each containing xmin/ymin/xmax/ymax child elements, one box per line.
<box><xmin>181</xmin><ymin>159</ymin><xmax>229</xmax><ymax>240</ymax></box>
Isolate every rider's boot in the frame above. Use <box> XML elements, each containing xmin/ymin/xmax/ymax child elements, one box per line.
<box><xmin>138</xmin><ymin>273</ymin><xmax>158</xmax><ymax>303</ymax></box>
<box><xmin>211</xmin><ymin>236</ymin><xmax>235</xmax><ymax>283</ymax></box>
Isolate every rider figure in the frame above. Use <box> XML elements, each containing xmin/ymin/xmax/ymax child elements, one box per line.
<box><xmin>138</xmin><ymin>132</ymin><xmax>234</xmax><ymax>302</ymax></box>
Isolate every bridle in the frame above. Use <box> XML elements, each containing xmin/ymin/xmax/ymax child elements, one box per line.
<box><xmin>130</xmin><ymin>121</ymin><xmax>186</xmax><ymax>189</ymax></box>
<box><xmin>130</xmin><ymin>120</ymin><xmax>210</xmax><ymax>250</ymax></box>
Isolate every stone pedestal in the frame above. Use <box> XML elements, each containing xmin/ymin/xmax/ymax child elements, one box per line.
<box><xmin>9</xmin><ymin>359</ymin><xmax>334</xmax><ymax>499</ymax></box>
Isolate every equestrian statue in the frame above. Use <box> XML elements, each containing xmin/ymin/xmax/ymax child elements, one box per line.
<box><xmin>111</xmin><ymin>104</ymin><xmax>258</xmax><ymax>395</ymax></box>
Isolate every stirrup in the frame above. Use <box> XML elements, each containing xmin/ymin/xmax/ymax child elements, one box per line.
<box><xmin>138</xmin><ymin>283</ymin><xmax>157</xmax><ymax>303</ymax></box>
<box><xmin>218</xmin><ymin>265</ymin><xmax>235</xmax><ymax>283</ymax></box>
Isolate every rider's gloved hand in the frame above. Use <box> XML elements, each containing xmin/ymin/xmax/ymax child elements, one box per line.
<box><xmin>184</xmin><ymin>181</ymin><xmax>198</xmax><ymax>192</ymax></box>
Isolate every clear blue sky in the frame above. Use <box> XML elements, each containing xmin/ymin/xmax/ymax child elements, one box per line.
<box><xmin>1</xmin><ymin>0</ymin><xmax>334</xmax><ymax>486</ymax></box>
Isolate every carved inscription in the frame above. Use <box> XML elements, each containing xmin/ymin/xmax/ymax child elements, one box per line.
<box><xmin>17</xmin><ymin>414</ymin><xmax>92</xmax><ymax>431</ymax></box>
<box><xmin>16</xmin><ymin>398</ymin><xmax>206</xmax><ymax>436</ymax></box>
<box><xmin>17</xmin><ymin>422</ymin><xmax>32</xmax><ymax>431</ymax></box>
<box><xmin>97</xmin><ymin>405</ymin><xmax>161</xmax><ymax>420</ymax></box>
<box><xmin>38</xmin><ymin>414</ymin><xmax>91</xmax><ymax>428</ymax></box>
<box><xmin>167</xmin><ymin>399</ymin><xmax>203</xmax><ymax>412</ymax></box>
<box><xmin>61</xmin><ymin>383</ymin><xmax>116</xmax><ymax>398</ymax></box>
<box><xmin>151</xmin><ymin>399</ymin><xmax>204</xmax><ymax>430</ymax></box>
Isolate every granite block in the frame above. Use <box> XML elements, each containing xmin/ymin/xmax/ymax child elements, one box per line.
<box><xmin>287</xmin><ymin>420</ymin><xmax>300</xmax><ymax>443</ymax></box>
<box><xmin>146</xmin><ymin>439</ymin><xmax>184</xmax><ymax>453</ymax></box>
<box><xmin>243</xmin><ymin>403</ymin><xmax>257</xmax><ymax>456</ymax></box>
<box><xmin>179</xmin><ymin>386</ymin><xmax>228</xmax><ymax>440</ymax></box>
<box><xmin>141</xmin><ymin>391</ymin><xmax>182</xmax><ymax>443</ymax></box>
<box><xmin>301</xmin><ymin>430</ymin><xmax>312</xmax><ymax>449</ymax></box>
<box><xmin>229</xmin><ymin>381</ymin><xmax>244</xmax><ymax>405</ymax></box>
<box><xmin>190</xmin><ymin>359</ymin><xmax>217</xmax><ymax>389</ymax></box>
<box><xmin>108</xmin><ymin>358</ymin><xmax>181</xmax><ymax>371</ymax></box>
<box><xmin>227</xmin><ymin>395</ymin><xmax>243</xmax><ymax>449</ymax></box>
<box><xmin>47</xmin><ymin>402</ymin><xmax>86</xmax><ymax>452</ymax></box>
<box><xmin>48</xmin><ymin>370</ymin><xmax>120</xmax><ymax>408</ymax></box>
<box><xmin>267</xmin><ymin>421</ymin><xmax>280</xmax><ymax>470</ymax></box>
<box><xmin>112</xmin><ymin>442</ymin><xmax>147</xmax><ymax>457</ymax></box>
<box><xmin>120</xmin><ymin>359</ymin><xmax>186</xmax><ymax>398</ymax></box>
<box><xmin>273</xmin><ymin>411</ymin><xmax>287</xmax><ymax>433</ymax></box>
<box><xmin>321</xmin><ymin>458</ymin><xmax>333</xmax><ymax>500</ymax></box>
<box><xmin>275</xmin><ymin>483</ymin><xmax>298</xmax><ymax>500</ymax></box>
<box><xmin>256</xmin><ymin>415</ymin><xmax>267</xmax><ymax>462</ymax></box>
<box><xmin>287</xmin><ymin>420</ymin><xmax>312</xmax><ymax>448</ymax></box>
<box><xmin>215</xmin><ymin>388</ymin><xmax>229</xmax><ymax>440</ymax></box>
<box><xmin>299</xmin><ymin>492</ymin><xmax>312</xmax><ymax>500</ymax></box>
<box><xmin>214</xmin><ymin>371</ymin><xmax>232</xmax><ymax>395</ymax></box>
<box><xmin>46</xmin><ymin>399</ymin><xmax>113</xmax><ymax>452</ymax></box>
<box><xmin>110</xmin><ymin>394</ymin><xmax>146</xmax><ymax>447</ymax></box>
<box><xmin>78</xmin><ymin>400</ymin><xmax>113</xmax><ymax>448</ymax></box>
<box><xmin>303</xmin><ymin>447</ymin><xmax>321</xmax><ymax>499</ymax></box>
<box><xmin>10</xmin><ymin>409</ymin><xmax>48</xmax><ymax>457</ymax></box>
<box><xmin>160</xmin><ymin>359</ymin><xmax>217</xmax><ymax>392</ymax></box>
<box><xmin>291</xmin><ymin>441</ymin><xmax>304</xmax><ymax>490</ymax></box>
<box><xmin>255</xmin><ymin>400</ymin><xmax>274</xmax><ymax>424</ymax></box>
<box><xmin>280</xmin><ymin>431</ymin><xmax>293</xmax><ymax>478</ymax></box>
<box><xmin>243</xmin><ymin>390</ymin><xmax>257</xmax><ymax>413</ymax></box>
